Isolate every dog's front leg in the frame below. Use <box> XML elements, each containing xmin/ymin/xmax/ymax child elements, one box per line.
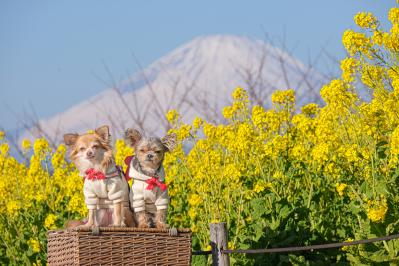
<box><xmin>135</xmin><ymin>211</ymin><xmax>150</xmax><ymax>228</ymax></box>
<box><xmin>87</xmin><ymin>209</ymin><xmax>95</xmax><ymax>226</ymax></box>
<box><xmin>155</xmin><ymin>209</ymin><xmax>168</xmax><ymax>229</ymax></box>
<box><xmin>78</xmin><ymin>209</ymin><xmax>95</xmax><ymax>228</ymax></box>
<box><xmin>112</xmin><ymin>202</ymin><xmax>126</xmax><ymax>227</ymax></box>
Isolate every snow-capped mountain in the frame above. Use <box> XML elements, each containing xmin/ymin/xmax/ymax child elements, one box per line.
<box><xmin>28</xmin><ymin>35</ymin><xmax>325</xmax><ymax>142</ymax></box>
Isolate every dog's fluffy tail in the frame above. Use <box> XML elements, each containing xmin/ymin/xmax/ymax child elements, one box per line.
<box><xmin>64</xmin><ymin>219</ymin><xmax>86</xmax><ymax>229</ymax></box>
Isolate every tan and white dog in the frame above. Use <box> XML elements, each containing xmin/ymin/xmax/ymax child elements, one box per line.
<box><xmin>64</xmin><ymin>125</ymin><xmax>134</xmax><ymax>227</ymax></box>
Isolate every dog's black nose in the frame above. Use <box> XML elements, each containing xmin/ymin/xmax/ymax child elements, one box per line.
<box><xmin>147</xmin><ymin>154</ymin><xmax>154</xmax><ymax>159</ymax></box>
<box><xmin>87</xmin><ymin>150</ymin><xmax>93</xmax><ymax>157</ymax></box>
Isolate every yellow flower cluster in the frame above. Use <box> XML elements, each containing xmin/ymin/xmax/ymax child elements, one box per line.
<box><xmin>114</xmin><ymin>139</ymin><xmax>134</xmax><ymax>172</ymax></box>
<box><xmin>391</xmin><ymin>126</ymin><xmax>399</xmax><ymax>156</ymax></box>
<box><xmin>44</xmin><ymin>213</ymin><xmax>58</xmax><ymax>229</ymax></box>
<box><xmin>232</xmin><ymin>86</ymin><xmax>245</xmax><ymax>100</ymax></box>
<box><xmin>28</xmin><ymin>238</ymin><xmax>41</xmax><ymax>253</ymax></box>
<box><xmin>271</xmin><ymin>89</ymin><xmax>295</xmax><ymax>105</ymax></box>
<box><xmin>354</xmin><ymin>12</ymin><xmax>378</xmax><ymax>29</ymax></box>
<box><xmin>340</xmin><ymin>57</ymin><xmax>359</xmax><ymax>82</ymax></box>
<box><xmin>335</xmin><ymin>183</ymin><xmax>348</xmax><ymax>196</ymax></box>
<box><xmin>388</xmin><ymin>7</ymin><xmax>399</xmax><ymax>23</ymax></box>
<box><xmin>192</xmin><ymin>117</ymin><xmax>203</xmax><ymax>129</ymax></box>
<box><xmin>222</xmin><ymin>87</ymin><xmax>250</xmax><ymax>120</ymax></box>
<box><xmin>166</xmin><ymin>109</ymin><xmax>180</xmax><ymax>124</ymax></box>
<box><xmin>342</xmin><ymin>30</ymin><xmax>372</xmax><ymax>57</ymax></box>
<box><xmin>341</xmin><ymin>238</ymin><xmax>354</xmax><ymax>252</ymax></box>
<box><xmin>162</xmin><ymin>7</ymin><xmax>399</xmax><ymax>256</ymax></box>
<box><xmin>0</xmin><ymin>142</ymin><xmax>10</xmax><ymax>155</ymax></box>
<box><xmin>0</xmin><ymin>137</ymin><xmax>85</xmax><ymax>264</ymax></box>
<box><xmin>21</xmin><ymin>138</ymin><xmax>31</xmax><ymax>151</ymax></box>
<box><xmin>367</xmin><ymin>196</ymin><xmax>388</xmax><ymax>223</ymax></box>
<box><xmin>33</xmin><ymin>138</ymin><xmax>50</xmax><ymax>158</ymax></box>
<box><xmin>361</xmin><ymin>64</ymin><xmax>385</xmax><ymax>88</ymax></box>
<box><xmin>253</xmin><ymin>180</ymin><xmax>272</xmax><ymax>193</ymax></box>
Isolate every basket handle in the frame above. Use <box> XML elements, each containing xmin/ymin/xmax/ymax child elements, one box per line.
<box><xmin>91</xmin><ymin>226</ymin><xmax>100</xmax><ymax>236</ymax></box>
<box><xmin>169</xmin><ymin>228</ymin><xmax>178</xmax><ymax>237</ymax></box>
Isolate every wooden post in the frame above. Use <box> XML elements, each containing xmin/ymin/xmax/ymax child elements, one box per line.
<box><xmin>210</xmin><ymin>222</ymin><xmax>230</xmax><ymax>266</ymax></box>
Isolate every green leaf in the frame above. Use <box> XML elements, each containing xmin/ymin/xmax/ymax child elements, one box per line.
<box><xmin>269</xmin><ymin>217</ymin><xmax>280</xmax><ymax>231</ymax></box>
<box><xmin>279</xmin><ymin>204</ymin><xmax>292</xmax><ymax>219</ymax></box>
<box><xmin>369</xmin><ymin>249</ymin><xmax>389</xmax><ymax>262</ymax></box>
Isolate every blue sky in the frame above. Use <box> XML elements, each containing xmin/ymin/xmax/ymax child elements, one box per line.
<box><xmin>0</xmin><ymin>0</ymin><xmax>395</xmax><ymax>132</ymax></box>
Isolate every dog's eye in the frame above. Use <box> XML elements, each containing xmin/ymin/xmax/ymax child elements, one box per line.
<box><xmin>155</xmin><ymin>150</ymin><xmax>161</xmax><ymax>154</ymax></box>
<box><xmin>139</xmin><ymin>149</ymin><xmax>145</xmax><ymax>153</ymax></box>
<box><xmin>79</xmin><ymin>147</ymin><xmax>85</xmax><ymax>152</ymax></box>
<box><xmin>92</xmin><ymin>145</ymin><xmax>98</xmax><ymax>149</ymax></box>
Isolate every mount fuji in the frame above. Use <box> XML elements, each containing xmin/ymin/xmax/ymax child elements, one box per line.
<box><xmin>27</xmin><ymin>35</ymin><xmax>325</xmax><ymax>143</ymax></box>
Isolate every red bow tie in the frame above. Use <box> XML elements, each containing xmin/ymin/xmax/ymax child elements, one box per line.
<box><xmin>146</xmin><ymin>177</ymin><xmax>167</xmax><ymax>192</ymax></box>
<box><xmin>85</xmin><ymin>168</ymin><xmax>106</xmax><ymax>180</ymax></box>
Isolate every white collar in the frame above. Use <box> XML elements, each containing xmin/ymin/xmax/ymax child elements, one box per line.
<box><xmin>128</xmin><ymin>161</ymin><xmax>165</xmax><ymax>182</ymax></box>
<box><xmin>79</xmin><ymin>164</ymin><xmax>118</xmax><ymax>178</ymax></box>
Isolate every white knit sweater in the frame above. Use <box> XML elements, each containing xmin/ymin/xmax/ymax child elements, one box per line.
<box><xmin>82</xmin><ymin>165</ymin><xmax>129</xmax><ymax>210</ymax></box>
<box><xmin>128</xmin><ymin>164</ymin><xmax>169</xmax><ymax>214</ymax></box>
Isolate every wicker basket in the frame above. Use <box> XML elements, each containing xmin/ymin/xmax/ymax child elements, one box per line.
<box><xmin>47</xmin><ymin>227</ymin><xmax>192</xmax><ymax>266</ymax></box>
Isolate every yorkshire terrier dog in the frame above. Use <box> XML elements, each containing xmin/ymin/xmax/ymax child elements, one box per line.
<box><xmin>64</xmin><ymin>125</ymin><xmax>134</xmax><ymax>227</ymax></box>
<box><xmin>124</xmin><ymin>128</ymin><xmax>176</xmax><ymax>229</ymax></box>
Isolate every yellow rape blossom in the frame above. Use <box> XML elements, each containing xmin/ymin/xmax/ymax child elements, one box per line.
<box><xmin>341</xmin><ymin>238</ymin><xmax>354</xmax><ymax>252</ymax></box>
<box><xmin>335</xmin><ymin>183</ymin><xmax>348</xmax><ymax>196</ymax></box>
<box><xmin>21</xmin><ymin>139</ymin><xmax>31</xmax><ymax>151</ymax></box>
<box><xmin>253</xmin><ymin>180</ymin><xmax>271</xmax><ymax>193</ymax></box>
<box><xmin>33</xmin><ymin>138</ymin><xmax>50</xmax><ymax>158</ymax></box>
<box><xmin>367</xmin><ymin>196</ymin><xmax>388</xmax><ymax>223</ymax></box>
<box><xmin>388</xmin><ymin>7</ymin><xmax>399</xmax><ymax>23</ymax></box>
<box><xmin>372</xmin><ymin>30</ymin><xmax>384</xmax><ymax>46</ymax></box>
<box><xmin>192</xmin><ymin>117</ymin><xmax>203</xmax><ymax>129</ymax></box>
<box><xmin>0</xmin><ymin>143</ymin><xmax>9</xmax><ymax>155</ymax></box>
<box><xmin>271</xmin><ymin>89</ymin><xmax>295</xmax><ymax>105</ymax></box>
<box><xmin>301</xmin><ymin>103</ymin><xmax>319</xmax><ymax>117</ymax></box>
<box><xmin>340</xmin><ymin>58</ymin><xmax>359</xmax><ymax>83</ymax></box>
<box><xmin>354</xmin><ymin>12</ymin><xmax>378</xmax><ymax>29</ymax></box>
<box><xmin>232</xmin><ymin>86</ymin><xmax>246</xmax><ymax>100</ymax></box>
<box><xmin>188</xmin><ymin>208</ymin><xmax>197</xmax><ymax>220</ymax></box>
<box><xmin>166</xmin><ymin>109</ymin><xmax>180</xmax><ymax>124</ymax></box>
<box><xmin>6</xmin><ymin>200</ymin><xmax>20</xmax><ymax>216</ymax></box>
<box><xmin>222</xmin><ymin>106</ymin><xmax>234</xmax><ymax>119</ymax></box>
<box><xmin>44</xmin><ymin>213</ymin><xmax>57</xmax><ymax>229</ymax></box>
<box><xmin>361</xmin><ymin>64</ymin><xmax>385</xmax><ymax>88</ymax></box>
<box><xmin>28</xmin><ymin>238</ymin><xmax>41</xmax><ymax>253</ymax></box>
<box><xmin>114</xmin><ymin>139</ymin><xmax>133</xmax><ymax>171</ymax></box>
<box><xmin>342</xmin><ymin>29</ymin><xmax>372</xmax><ymax>57</ymax></box>
<box><xmin>188</xmin><ymin>194</ymin><xmax>201</xmax><ymax>206</ymax></box>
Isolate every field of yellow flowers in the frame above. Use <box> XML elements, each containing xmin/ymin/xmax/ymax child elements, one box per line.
<box><xmin>1</xmin><ymin>3</ymin><xmax>399</xmax><ymax>265</ymax></box>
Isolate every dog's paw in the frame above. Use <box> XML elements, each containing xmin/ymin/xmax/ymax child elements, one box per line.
<box><xmin>109</xmin><ymin>222</ymin><xmax>126</xmax><ymax>227</ymax></box>
<box><xmin>138</xmin><ymin>222</ymin><xmax>150</xmax><ymax>228</ymax></box>
<box><xmin>112</xmin><ymin>222</ymin><xmax>127</xmax><ymax>227</ymax></box>
<box><xmin>156</xmin><ymin>222</ymin><xmax>168</xmax><ymax>230</ymax></box>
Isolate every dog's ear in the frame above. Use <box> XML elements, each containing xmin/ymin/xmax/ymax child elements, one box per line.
<box><xmin>63</xmin><ymin>133</ymin><xmax>79</xmax><ymax>146</ymax></box>
<box><xmin>95</xmin><ymin>125</ymin><xmax>110</xmax><ymax>142</ymax></box>
<box><xmin>161</xmin><ymin>133</ymin><xmax>176</xmax><ymax>152</ymax></box>
<box><xmin>125</xmin><ymin>128</ymin><xmax>142</xmax><ymax>147</ymax></box>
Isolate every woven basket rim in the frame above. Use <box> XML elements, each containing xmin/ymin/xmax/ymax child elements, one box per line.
<box><xmin>48</xmin><ymin>227</ymin><xmax>191</xmax><ymax>234</ymax></box>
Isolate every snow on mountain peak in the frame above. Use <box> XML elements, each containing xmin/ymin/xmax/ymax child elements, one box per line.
<box><xmin>29</xmin><ymin>34</ymin><xmax>324</xmax><ymax>143</ymax></box>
